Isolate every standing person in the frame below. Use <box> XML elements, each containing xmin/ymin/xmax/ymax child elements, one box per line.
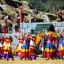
<box><xmin>58</xmin><ymin>32</ymin><xmax>64</xmax><ymax>59</ymax></box>
<box><xmin>57</xmin><ymin>9</ymin><xmax>63</xmax><ymax>21</ymax></box>
<box><xmin>44</xmin><ymin>31</ymin><xmax>54</xmax><ymax>59</ymax></box>
<box><xmin>0</xmin><ymin>39</ymin><xmax>3</xmax><ymax>59</ymax></box>
<box><xmin>55</xmin><ymin>29</ymin><xmax>62</xmax><ymax>59</ymax></box>
<box><xmin>44</xmin><ymin>24</ymin><xmax>56</xmax><ymax>59</ymax></box>
<box><xmin>44</xmin><ymin>29</ymin><xmax>48</xmax><ymax>50</ymax></box>
<box><xmin>3</xmin><ymin>35</ymin><xmax>14</xmax><ymax>61</ymax></box>
<box><xmin>50</xmin><ymin>31</ymin><xmax>58</xmax><ymax>59</ymax></box>
<box><xmin>21</xmin><ymin>38</ymin><xmax>29</xmax><ymax>60</ymax></box>
<box><xmin>15</xmin><ymin>32</ymin><xmax>23</xmax><ymax>59</ymax></box>
<box><xmin>15</xmin><ymin>32</ymin><xmax>29</xmax><ymax>60</ymax></box>
<box><xmin>19</xmin><ymin>33</ymin><xmax>31</xmax><ymax>60</ymax></box>
<box><xmin>39</xmin><ymin>31</ymin><xmax>45</xmax><ymax>58</ymax></box>
<box><xmin>29</xmin><ymin>36</ymin><xmax>36</xmax><ymax>60</ymax></box>
<box><xmin>36</xmin><ymin>31</ymin><xmax>41</xmax><ymax>45</ymax></box>
<box><xmin>61</xmin><ymin>33</ymin><xmax>64</xmax><ymax>59</ymax></box>
<box><xmin>24</xmin><ymin>33</ymin><xmax>30</xmax><ymax>49</ymax></box>
<box><xmin>39</xmin><ymin>37</ymin><xmax>44</xmax><ymax>58</ymax></box>
<box><xmin>35</xmin><ymin>31</ymin><xmax>42</xmax><ymax>55</ymax></box>
<box><xmin>17</xmin><ymin>38</ymin><xmax>23</xmax><ymax>59</ymax></box>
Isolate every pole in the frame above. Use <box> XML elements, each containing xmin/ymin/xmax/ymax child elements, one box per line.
<box><xmin>36</xmin><ymin>0</ymin><xmax>38</xmax><ymax>13</ymax></box>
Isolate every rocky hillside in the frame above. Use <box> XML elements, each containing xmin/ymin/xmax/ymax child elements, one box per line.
<box><xmin>0</xmin><ymin>0</ymin><xmax>58</xmax><ymax>22</ymax></box>
<box><xmin>0</xmin><ymin>0</ymin><xmax>34</xmax><ymax>16</ymax></box>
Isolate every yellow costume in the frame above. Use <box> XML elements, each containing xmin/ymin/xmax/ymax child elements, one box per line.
<box><xmin>36</xmin><ymin>33</ymin><xmax>41</xmax><ymax>45</ymax></box>
<box><xmin>4</xmin><ymin>39</ymin><xmax>11</xmax><ymax>54</ymax></box>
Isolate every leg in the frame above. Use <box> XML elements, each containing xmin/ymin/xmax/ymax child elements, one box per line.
<box><xmin>11</xmin><ymin>55</ymin><xmax>14</xmax><ymax>61</ymax></box>
<box><xmin>4</xmin><ymin>54</ymin><xmax>7</xmax><ymax>59</ymax></box>
<box><xmin>31</xmin><ymin>55</ymin><xmax>36</xmax><ymax>60</ymax></box>
<box><xmin>6</xmin><ymin>54</ymin><xmax>9</xmax><ymax>61</ymax></box>
<box><xmin>18</xmin><ymin>54</ymin><xmax>22</xmax><ymax>60</ymax></box>
<box><xmin>9</xmin><ymin>53</ymin><xmax>14</xmax><ymax>61</ymax></box>
<box><xmin>42</xmin><ymin>52</ymin><xmax>44</xmax><ymax>58</ymax></box>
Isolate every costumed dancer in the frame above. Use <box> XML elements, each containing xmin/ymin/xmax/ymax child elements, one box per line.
<box><xmin>0</xmin><ymin>39</ymin><xmax>3</xmax><ymax>59</ymax></box>
<box><xmin>21</xmin><ymin>33</ymin><xmax>30</xmax><ymax>60</ymax></box>
<box><xmin>14</xmin><ymin>44</ymin><xmax>19</xmax><ymax>55</ymax></box>
<box><xmin>39</xmin><ymin>38</ymin><xmax>44</xmax><ymax>58</ymax></box>
<box><xmin>44</xmin><ymin>31</ymin><xmax>53</xmax><ymax>59</ymax></box>
<box><xmin>39</xmin><ymin>31</ymin><xmax>44</xmax><ymax>58</ymax></box>
<box><xmin>58</xmin><ymin>32</ymin><xmax>64</xmax><ymax>59</ymax></box>
<box><xmin>21</xmin><ymin>35</ymin><xmax>29</xmax><ymax>60</ymax></box>
<box><xmin>3</xmin><ymin>34</ymin><xmax>14</xmax><ymax>61</ymax></box>
<box><xmin>14</xmin><ymin>30</ymin><xmax>24</xmax><ymax>59</ymax></box>
<box><xmin>52</xmin><ymin>32</ymin><xmax>58</xmax><ymax>59</ymax></box>
<box><xmin>0</xmin><ymin>34</ymin><xmax>4</xmax><ymax>59</ymax></box>
<box><xmin>35</xmin><ymin>31</ymin><xmax>42</xmax><ymax>55</ymax></box>
<box><xmin>44</xmin><ymin>24</ymin><xmax>56</xmax><ymax>59</ymax></box>
<box><xmin>29</xmin><ymin>36</ymin><xmax>36</xmax><ymax>60</ymax></box>
<box><xmin>18</xmin><ymin>38</ymin><xmax>23</xmax><ymax>59</ymax></box>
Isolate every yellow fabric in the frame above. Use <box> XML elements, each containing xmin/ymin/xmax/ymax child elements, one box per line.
<box><xmin>36</xmin><ymin>34</ymin><xmax>41</xmax><ymax>45</ymax></box>
<box><xmin>40</xmin><ymin>32</ymin><xmax>44</xmax><ymax>37</ymax></box>
<box><xmin>45</xmin><ymin>48</ymin><xmax>49</xmax><ymax>52</ymax></box>
<box><xmin>4</xmin><ymin>43</ymin><xmax>11</xmax><ymax>50</ymax></box>
<box><xmin>48</xmin><ymin>31</ymin><xmax>53</xmax><ymax>36</ymax></box>
<box><xmin>52</xmin><ymin>32</ymin><xmax>58</xmax><ymax>38</ymax></box>
<box><xmin>50</xmin><ymin>49</ymin><xmax>53</xmax><ymax>52</ymax></box>
<box><xmin>21</xmin><ymin>49</ymin><xmax>28</xmax><ymax>52</ymax></box>
<box><xmin>18</xmin><ymin>44</ymin><xmax>21</xmax><ymax>50</ymax></box>
<box><xmin>60</xmin><ymin>46</ymin><xmax>64</xmax><ymax>50</ymax></box>
<box><xmin>18</xmin><ymin>44</ymin><xmax>28</xmax><ymax>52</ymax></box>
<box><xmin>45</xmin><ymin>48</ymin><xmax>55</xmax><ymax>52</ymax></box>
<box><xmin>14</xmin><ymin>47</ymin><xmax>18</xmax><ymax>54</ymax></box>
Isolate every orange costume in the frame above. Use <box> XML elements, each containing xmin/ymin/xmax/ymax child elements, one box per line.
<box><xmin>36</xmin><ymin>32</ymin><xmax>42</xmax><ymax>45</ymax></box>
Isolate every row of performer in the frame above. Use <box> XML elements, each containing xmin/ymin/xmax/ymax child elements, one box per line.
<box><xmin>0</xmin><ymin>29</ymin><xmax>64</xmax><ymax>60</ymax></box>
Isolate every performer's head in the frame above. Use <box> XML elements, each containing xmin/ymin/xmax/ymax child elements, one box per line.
<box><xmin>19</xmin><ymin>38</ymin><xmax>23</xmax><ymax>43</ymax></box>
<box><xmin>5</xmin><ymin>38</ymin><xmax>10</xmax><ymax>43</ymax></box>
<box><xmin>48</xmin><ymin>24</ymin><xmax>55</xmax><ymax>32</ymax></box>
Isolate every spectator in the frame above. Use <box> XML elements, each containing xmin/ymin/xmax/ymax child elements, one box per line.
<box><xmin>57</xmin><ymin>9</ymin><xmax>63</xmax><ymax>21</ymax></box>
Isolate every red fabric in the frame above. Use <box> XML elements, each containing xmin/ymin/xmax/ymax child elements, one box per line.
<box><xmin>15</xmin><ymin>29</ymin><xmax>20</xmax><ymax>33</ymax></box>
<box><xmin>4</xmin><ymin>49</ymin><xmax>11</xmax><ymax>53</ymax></box>
<box><xmin>29</xmin><ymin>48</ymin><xmax>35</xmax><ymax>56</ymax></box>
<box><xmin>57</xmin><ymin>10</ymin><xmax>62</xmax><ymax>16</ymax></box>
<box><xmin>44</xmin><ymin>52</ymin><xmax>53</xmax><ymax>58</ymax></box>
<box><xmin>20</xmin><ymin>7</ymin><xmax>24</xmax><ymax>23</ymax></box>
<box><xmin>2</xmin><ymin>37</ymin><xmax>5</xmax><ymax>42</ymax></box>
<box><xmin>63</xmin><ymin>50</ymin><xmax>64</xmax><ymax>55</ymax></box>
<box><xmin>2</xmin><ymin>28</ymin><xmax>8</xmax><ymax>33</ymax></box>
<box><xmin>21</xmin><ymin>52</ymin><xmax>28</xmax><ymax>58</ymax></box>
<box><xmin>18</xmin><ymin>50</ymin><xmax>21</xmax><ymax>53</ymax></box>
<box><xmin>58</xmin><ymin>50</ymin><xmax>63</xmax><ymax>56</ymax></box>
<box><xmin>2</xmin><ymin>49</ymin><xmax>4</xmax><ymax>53</ymax></box>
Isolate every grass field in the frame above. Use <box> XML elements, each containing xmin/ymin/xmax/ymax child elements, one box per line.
<box><xmin>0</xmin><ymin>56</ymin><xmax>64</xmax><ymax>64</ymax></box>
